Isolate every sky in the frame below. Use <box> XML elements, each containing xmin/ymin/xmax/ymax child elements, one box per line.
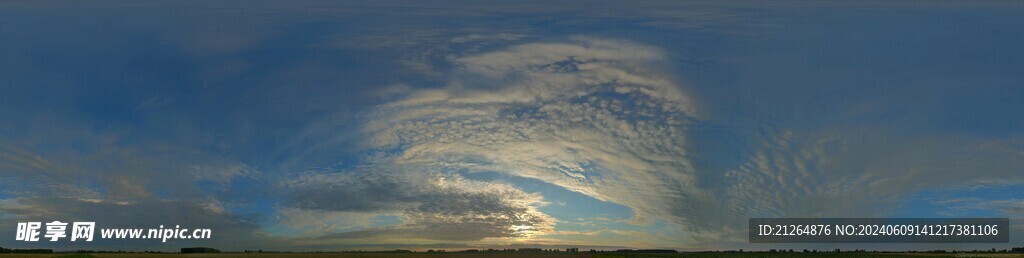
<box><xmin>1</xmin><ymin>0</ymin><xmax>1023</xmax><ymax>252</ymax></box>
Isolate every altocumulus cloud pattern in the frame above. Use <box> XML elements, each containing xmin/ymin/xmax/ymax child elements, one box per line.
<box><xmin>290</xmin><ymin>37</ymin><xmax>699</xmax><ymax>241</ymax></box>
<box><xmin>299</xmin><ymin>36</ymin><xmax>696</xmax><ymax>237</ymax></box>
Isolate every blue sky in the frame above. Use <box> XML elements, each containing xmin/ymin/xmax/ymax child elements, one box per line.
<box><xmin>1</xmin><ymin>0</ymin><xmax>1023</xmax><ymax>252</ymax></box>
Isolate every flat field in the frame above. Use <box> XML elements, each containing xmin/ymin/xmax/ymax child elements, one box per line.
<box><xmin>2</xmin><ymin>253</ymin><xmax>1024</xmax><ymax>258</ymax></box>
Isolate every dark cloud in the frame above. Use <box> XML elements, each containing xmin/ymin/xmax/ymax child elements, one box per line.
<box><xmin>283</xmin><ymin>169</ymin><xmax>553</xmax><ymax>241</ymax></box>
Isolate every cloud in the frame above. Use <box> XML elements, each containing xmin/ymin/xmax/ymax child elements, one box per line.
<box><xmin>284</xmin><ymin>169</ymin><xmax>553</xmax><ymax>242</ymax></box>
<box><xmin>701</xmin><ymin>128</ymin><xmax>1024</xmax><ymax>249</ymax></box>
<box><xmin>0</xmin><ymin>134</ymin><xmax>255</xmax><ymax>202</ymax></box>
<box><xmin>0</xmin><ymin>118</ymin><xmax>274</xmax><ymax>250</ymax></box>
<box><xmin>280</xmin><ymin>36</ymin><xmax>706</xmax><ymax>244</ymax></box>
<box><xmin>450</xmin><ymin>33</ymin><xmax>527</xmax><ymax>44</ymax></box>
<box><xmin>271</xmin><ymin>208</ymin><xmax>380</xmax><ymax>238</ymax></box>
<box><xmin>0</xmin><ymin>197</ymin><xmax>283</xmax><ymax>251</ymax></box>
<box><xmin>328</xmin><ymin>37</ymin><xmax>709</xmax><ymax>243</ymax></box>
<box><xmin>932</xmin><ymin>197</ymin><xmax>1024</xmax><ymax>217</ymax></box>
<box><xmin>333</xmin><ymin>35</ymin><xmax>1024</xmax><ymax>249</ymax></box>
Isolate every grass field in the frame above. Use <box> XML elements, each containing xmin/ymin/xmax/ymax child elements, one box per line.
<box><xmin>2</xmin><ymin>253</ymin><xmax>1023</xmax><ymax>258</ymax></box>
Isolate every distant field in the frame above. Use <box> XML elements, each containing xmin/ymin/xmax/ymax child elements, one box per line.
<box><xmin>3</xmin><ymin>253</ymin><xmax>1024</xmax><ymax>258</ymax></box>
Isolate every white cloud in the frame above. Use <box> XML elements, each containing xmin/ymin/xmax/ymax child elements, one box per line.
<box><xmin>352</xmin><ymin>37</ymin><xmax>705</xmax><ymax>241</ymax></box>
<box><xmin>450</xmin><ymin>33</ymin><xmax>527</xmax><ymax>44</ymax></box>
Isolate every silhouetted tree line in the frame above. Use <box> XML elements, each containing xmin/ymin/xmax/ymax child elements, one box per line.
<box><xmin>73</xmin><ymin>250</ymin><xmax>131</xmax><ymax>253</ymax></box>
<box><xmin>0</xmin><ymin>247</ymin><xmax>52</xmax><ymax>254</ymax></box>
<box><xmin>181</xmin><ymin>247</ymin><xmax>220</xmax><ymax>253</ymax></box>
<box><xmin>734</xmin><ymin>247</ymin><xmax>1024</xmax><ymax>254</ymax></box>
<box><xmin>6</xmin><ymin>246</ymin><xmax>1023</xmax><ymax>254</ymax></box>
<box><xmin>428</xmin><ymin>248</ymin><xmax>581</xmax><ymax>253</ymax></box>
